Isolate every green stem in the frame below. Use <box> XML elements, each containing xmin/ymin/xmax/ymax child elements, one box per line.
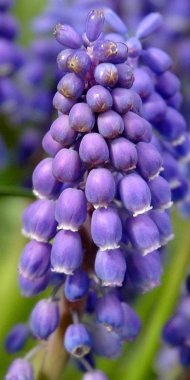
<box><xmin>0</xmin><ymin>186</ymin><xmax>34</xmax><ymax>198</ymax></box>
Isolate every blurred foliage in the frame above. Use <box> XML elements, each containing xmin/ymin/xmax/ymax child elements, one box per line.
<box><xmin>13</xmin><ymin>0</ymin><xmax>47</xmax><ymax>45</ymax></box>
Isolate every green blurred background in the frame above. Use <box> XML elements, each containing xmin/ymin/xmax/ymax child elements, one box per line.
<box><xmin>1</xmin><ymin>1</ymin><xmax>190</xmax><ymax>379</ymax></box>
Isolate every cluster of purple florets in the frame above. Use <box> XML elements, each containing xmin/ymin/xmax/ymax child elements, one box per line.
<box><xmin>4</xmin><ymin>7</ymin><xmax>190</xmax><ymax>380</ymax></box>
<box><xmin>155</xmin><ymin>273</ymin><xmax>190</xmax><ymax>378</ymax></box>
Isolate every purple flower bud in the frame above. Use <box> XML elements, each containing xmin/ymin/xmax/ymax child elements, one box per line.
<box><xmin>0</xmin><ymin>0</ymin><xmax>12</xmax><ymax>12</ymax></box>
<box><xmin>5</xmin><ymin>324</ymin><xmax>29</xmax><ymax>353</ymax></box>
<box><xmin>112</xmin><ymin>88</ymin><xmax>141</xmax><ymax>115</ymax></box>
<box><xmin>18</xmin><ymin>240</ymin><xmax>51</xmax><ymax>280</ymax></box>
<box><xmin>91</xmin><ymin>324</ymin><xmax>122</xmax><ymax>358</ymax></box>
<box><xmin>64</xmin><ymin>269</ymin><xmax>89</xmax><ymax>301</ymax></box>
<box><xmin>51</xmin><ymin>230</ymin><xmax>83</xmax><ymax>274</ymax></box>
<box><xmin>85</xmin><ymin>10</ymin><xmax>105</xmax><ymax>42</ymax></box>
<box><xmin>104</xmin><ymin>33</ymin><xmax>125</xmax><ymax>43</ymax></box>
<box><xmin>5</xmin><ymin>359</ymin><xmax>34</xmax><ymax>380</ymax></box>
<box><xmin>119</xmin><ymin>173</ymin><xmax>152</xmax><ymax>216</ymax></box>
<box><xmin>116</xmin><ymin>63</ymin><xmax>134</xmax><ymax>89</ymax></box>
<box><xmin>53</xmin><ymin>91</ymin><xmax>76</xmax><ymax>114</ymax></box>
<box><xmin>96</xmin><ymin>293</ymin><xmax>124</xmax><ymax>330</ymax></box>
<box><xmin>53</xmin><ymin>24</ymin><xmax>83</xmax><ymax>48</ymax></box>
<box><xmin>57</xmin><ymin>48</ymin><xmax>73</xmax><ymax>72</ymax></box>
<box><xmin>94</xmin><ymin>63</ymin><xmax>118</xmax><ymax>87</ymax></box>
<box><xmin>66</xmin><ymin>50</ymin><xmax>92</xmax><ymax>76</ymax></box>
<box><xmin>118</xmin><ymin>209</ymin><xmax>129</xmax><ymax>245</ymax></box>
<box><xmin>171</xmin><ymin>177</ymin><xmax>189</xmax><ymax>203</ymax></box>
<box><xmin>97</xmin><ymin>109</ymin><xmax>124</xmax><ymax>139</ymax></box>
<box><xmin>30</xmin><ymin>299</ymin><xmax>59</xmax><ymax>340</ymax></box>
<box><xmin>52</xmin><ymin>148</ymin><xmax>81</xmax><ymax>183</ymax></box>
<box><xmin>22</xmin><ymin>200</ymin><xmax>57</xmax><ymax>242</ymax></box>
<box><xmin>163</xmin><ymin>314</ymin><xmax>189</xmax><ymax>346</ymax></box>
<box><xmin>136</xmin><ymin>142</ymin><xmax>163</xmax><ymax>180</ymax></box>
<box><xmin>64</xmin><ymin>323</ymin><xmax>92</xmax><ymax>357</ymax></box>
<box><xmin>79</xmin><ymin>133</ymin><xmax>109</xmax><ymax>165</ymax></box>
<box><xmin>91</xmin><ymin>207</ymin><xmax>122</xmax><ymax>250</ymax></box>
<box><xmin>162</xmin><ymin>152</ymin><xmax>180</xmax><ymax>188</ymax></box>
<box><xmin>132</xmin><ymin>68</ymin><xmax>154</xmax><ymax>99</ymax></box>
<box><xmin>32</xmin><ymin>158</ymin><xmax>62</xmax><ymax>199</ymax></box>
<box><xmin>18</xmin><ymin>272</ymin><xmax>50</xmax><ymax>297</ymax></box>
<box><xmin>50</xmin><ymin>272</ymin><xmax>65</xmax><ymax>287</ymax></box>
<box><xmin>93</xmin><ymin>39</ymin><xmax>128</xmax><ymax>64</ymax></box>
<box><xmin>69</xmin><ymin>103</ymin><xmax>95</xmax><ymax>132</ymax></box>
<box><xmin>57</xmin><ymin>73</ymin><xmax>84</xmax><ymax>99</ymax></box>
<box><xmin>155</xmin><ymin>71</ymin><xmax>180</xmax><ymax>99</ymax></box>
<box><xmin>142</xmin><ymin>92</ymin><xmax>167</xmax><ymax>123</ymax></box>
<box><xmin>136</xmin><ymin>13</ymin><xmax>162</xmax><ymax>39</ymax></box>
<box><xmin>180</xmin><ymin>345</ymin><xmax>190</xmax><ymax>368</ymax></box>
<box><xmin>127</xmin><ymin>37</ymin><xmax>142</xmax><ymax>58</ymax></box>
<box><xmin>50</xmin><ymin>115</ymin><xmax>77</xmax><ymax>145</ymax></box>
<box><xmin>148</xmin><ymin>176</ymin><xmax>172</xmax><ymax>209</ymax></box>
<box><xmin>77</xmin><ymin>352</ymin><xmax>95</xmax><ymax>372</ymax></box>
<box><xmin>42</xmin><ymin>131</ymin><xmax>63</xmax><ymax>157</ymax></box>
<box><xmin>85</xmin><ymin>168</ymin><xmax>115</xmax><ymax>208</ymax></box>
<box><xmin>0</xmin><ymin>13</ymin><xmax>19</xmax><ymax>40</ymax></box>
<box><xmin>118</xmin><ymin>302</ymin><xmax>141</xmax><ymax>341</ymax></box>
<box><xmin>86</xmin><ymin>85</ymin><xmax>113</xmax><ymax>113</ymax></box>
<box><xmin>175</xmin><ymin>133</ymin><xmax>190</xmax><ymax>163</ymax></box>
<box><xmin>123</xmin><ymin>111</ymin><xmax>152</xmax><ymax>143</ymax></box>
<box><xmin>95</xmin><ymin>248</ymin><xmax>126</xmax><ymax>286</ymax></box>
<box><xmin>109</xmin><ymin>137</ymin><xmax>137</xmax><ymax>171</ymax></box>
<box><xmin>167</xmin><ymin>92</ymin><xmax>182</xmax><ymax>110</ymax></box>
<box><xmin>82</xmin><ymin>370</ymin><xmax>108</xmax><ymax>380</ymax></box>
<box><xmin>104</xmin><ymin>8</ymin><xmax>128</xmax><ymax>34</ymax></box>
<box><xmin>149</xmin><ymin>210</ymin><xmax>174</xmax><ymax>245</ymax></box>
<box><xmin>127</xmin><ymin>250</ymin><xmax>162</xmax><ymax>292</ymax></box>
<box><xmin>30</xmin><ymin>38</ymin><xmax>60</xmax><ymax>62</ymax></box>
<box><xmin>86</xmin><ymin>289</ymin><xmax>98</xmax><ymax>314</ymax></box>
<box><xmin>142</xmin><ymin>47</ymin><xmax>172</xmax><ymax>74</ymax></box>
<box><xmin>55</xmin><ymin>188</ymin><xmax>87</xmax><ymax>231</ymax></box>
<box><xmin>126</xmin><ymin>214</ymin><xmax>161</xmax><ymax>255</ymax></box>
<box><xmin>155</xmin><ymin>107</ymin><xmax>186</xmax><ymax>145</ymax></box>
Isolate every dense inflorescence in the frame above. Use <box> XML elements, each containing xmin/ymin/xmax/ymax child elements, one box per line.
<box><xmin>5</xmin><ymin>8</ymin><xmax>190</xmax><ymax>380</ymax></box>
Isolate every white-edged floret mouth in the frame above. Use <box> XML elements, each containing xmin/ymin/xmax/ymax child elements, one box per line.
<box><xmin>148</xmin><ymin>167</ymin><xmax>164</xmax><ymax>181</ymax></box>
<box><xmin>51</xmin><ymin>266</ymin><xmax>74</xmax><ymax>275</ymax></box>
<box><xmin>133</xmin><ymin>205</ymin><xmax>152</xmax><ymax>217</ymax></box>
<box><xmin>172</xmin><ymin>134</ymin><xmax>185</xmax><ymax>146</ymax></box>
<box><xmin>102</xmin><ymin>280</ymin><xmax>123</xmax><ymax>287</ymax></box>
<box><xmin>93</xmin><ymin>203</ymin><xmax>108</xmax><ymax>209</ymax></box>
<box><xmin>179</xmin><ymin>153</ymin><xmax>190</xmax><ymax>164</ymax></box>
<box><xmin>57</xmin><ymin>223</ymin><xmax>78</xmax><ymax>232</ymax></box>
<box><xmin>142</xmin><ymin>241</ymin><xmax>161</xmax><ymax>256</ymax></box>
<box><xmin>72</xmin><ymin>345</ymin><xmax>91</xmax><ymax>358</ymax></box>
<box><xmin>161</xmin><ymin>233</ymin><xmax>175</xmax><ymax>246</ymax></box>
<box><xmin>169</xmin><ymin>179</ymin><xmax>181</xmax><ymax>189</ymax></box>
<box><xmin>99</xmin><ymin>243</ymin><xmax>120</xmax><ymax>251</ymax></box>
<box><xmin>33</xmin><ymin>189</ymin><xmax>47</xmax><ymax>199</ymax></box>
<box><xmin>159</xmin><ymin>201</ymin><xmax>173</xmax><ymax>210</ymax></box>
<box><xmin>21</xmin><ymin>228</ymin><xmax>48</xmax><ymax>243</ymax></box>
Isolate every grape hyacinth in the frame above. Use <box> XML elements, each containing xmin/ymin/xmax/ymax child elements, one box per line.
<box><xmin>5</xmin><ymin>7</ymin><xmax>190</xmax><ymax>380</ymax></box>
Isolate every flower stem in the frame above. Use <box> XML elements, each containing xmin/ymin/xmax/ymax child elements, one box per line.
<box><xmin>34</xmin><ymin>296</ymin><xmax>71</xmax><ymax>380</ymax></box>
